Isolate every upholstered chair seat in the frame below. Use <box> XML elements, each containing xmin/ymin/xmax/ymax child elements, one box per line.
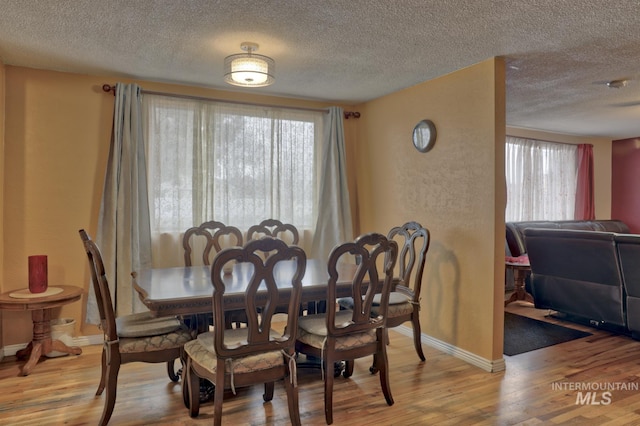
<box><xmin>115</xmin><ymin>312</ymin><xmax>182</xmax><ymax>337</ymax></box>
<box><xmin>184</xmin><ymin>328</ymin><xmax>285</xmax><ymax>376</ymax></box>
<box><xmin>371</xmin><ymin>292</ymin><xmax>414</xmax><ymax>318</ymax></box>
<box><xmin>340</xmin><ymin>292</ymin><xmax>413</xmax><ymax>318</ymax></box>
<box><xmin>297</xmin><ymin>311</ymin><xmax>377</xmax><ymax>350</ymax></box>
<box><xmin>118</xmin><ymin>326</ymin><xmax>194</xmax><ymax>354</ymax></box>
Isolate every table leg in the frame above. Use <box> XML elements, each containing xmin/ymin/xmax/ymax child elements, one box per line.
<box><xmin>504</xmin><ymin>268</ymin><xmax>534</xmax><ymax>307</ymax></box>
<box><xmin>50</xmin><ymin>339</ymin><xmax>83</xmax><ymax>356</ymax></box>
<box><xmin>16</xmin><ymin>309</ymin><xmax>82</xmax><ymax>376</ymax></box>
<box><xmin>16</xmin><ymin>341</ymin><xmax>33</xmax><ymax>359</ymax></box>
<box><xmin>20</xmin><ymin>341</ymin><xmax>44</xmax><ymax>376</ymax></box>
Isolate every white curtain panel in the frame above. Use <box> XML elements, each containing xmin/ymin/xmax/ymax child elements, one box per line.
<box><xmin>310</xmin><ymin>106</ymin><xmax>354</xmax><ymax>262</ymax></box>
<box><xmin>505</xmin><ymin>136</ymin><xmax>578</xmax><ymax>222</ymax></box>
<box><xmin>87</xmin><ymin>83</ymin><xmax>152</xmax><ymax>324</ymax></box>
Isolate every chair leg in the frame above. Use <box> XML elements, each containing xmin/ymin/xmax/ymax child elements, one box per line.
<box><xmin>96</xmin><ymin>348</ymin><xmax>107</xmax><ymax>395</ymax></box>
<box><xmin>187</xmin><ymin>358</ymin><xmax>200</xmax><ymax>418</ymax></box>
<box><xmin>213</xmin><ymin>366</ymin><xmax>225</xmax><ymax>426</ymax></box>
<box><xmin>167</xmin><ymin>359</ymin><xmax>180</xmax><ymax>382</ymax></box>
<box><xmin>222</xmin><ymin>310</ymin><xmax>235</xmax><ymax>330</ymax></box>
<box><xmin>284</xmin><ymin>370</ymin><xmax>301</xmax><ymax>426</ymax></box>
<box><xmin>180</xmin><ymin>350</ymin><xmax>190</xmax><ymax>408</ymax></box>
<box><xmin>378</xmin><ymin>355</ymin><xmax>394</xmax><ymax>406</ymax></box>
<box><xmin>324</xmin><ymin>355</ymin><xmax>335</xmax><ymax>425</ymax></box>
<box><xmin>263</xmin><ymin>382</ymin><xmax>275</xmax><ymax>402</ymax></box>
<box><xmin>99</xmin><ymin>356</ymin><xmax>120</xmax><ymax>426</ymax></box>
<box><xmin>411</xmin><ymin>315</ymin><xmax>426</xmax><ymax>361</ymax></box>
<box><xmin>182</xmin><ymin>367</ymin><xmax>190</xmax><ymax>409</ymax></box>
<box><xmin>376</xmin><ymin>333</ymin><xmax>394</xmax><ymax>407</ymax></box>
<box><xmin>370</xmin><ymin>350</ymin><xmax>380</xmax><ymax>375</ymax></box>
<box><xmin>370</xmin><ymin>329</ymin><xmax>390</xmax><ymax>374</ymax></box>
<box><xmin>343</xmin><ymin>360</ymin><xmax>354</xmax><ymax>378</ymax></box>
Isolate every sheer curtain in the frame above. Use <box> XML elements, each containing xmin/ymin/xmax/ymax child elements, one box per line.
<box><xmin>88</xmin><ymin>87</ymin><xmax>354</xmax><ymax>321</ymax></box>
<box><xmin>505</xmin><ymin>136</ymin><xmax>578</xmax><ymax>221</ymax></box>
<box><xmin>143</xmin><ymin>95</ymin><xmax>326</xmax><ymax>267</ymax></box>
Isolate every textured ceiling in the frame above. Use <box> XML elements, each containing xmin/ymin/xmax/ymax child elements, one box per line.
<box><xmin>2</xmin><ymin>0</ymin><xmax>640</xmax><ymax>139</ymax></box>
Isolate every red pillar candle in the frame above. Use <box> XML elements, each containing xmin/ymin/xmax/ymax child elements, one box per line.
<box><xmin>28</xmin><ymin>255</ymin><xmax>48</xmax><ymax>293</ymax></box>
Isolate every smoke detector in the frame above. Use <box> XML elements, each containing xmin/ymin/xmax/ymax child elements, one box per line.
<box><xmin>606</xmin><ymin>79</ymin><xmax>628</xmax><ymax>89</ymax></box>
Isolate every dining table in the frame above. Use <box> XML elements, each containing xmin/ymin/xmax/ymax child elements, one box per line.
<box><xmin>132</xmin><ymin>258</ymin><xmax>360</xmax><ymax>318</ymax></box>
<box><xmin>133</xmin><ymin>258</ymin><xmax>391</xmax><ymax>393</ymax></box>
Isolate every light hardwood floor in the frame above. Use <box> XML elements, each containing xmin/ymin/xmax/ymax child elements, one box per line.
<box><xmin>2</xmin><ymin>302</ymin><xmax>640</xmax><ymax>425</ymax></box>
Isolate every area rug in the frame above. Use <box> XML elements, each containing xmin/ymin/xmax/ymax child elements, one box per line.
<box><xmin>503</xmin><ymin>312</ymin><xmax>592</xmax><ymax>356</ymax></box>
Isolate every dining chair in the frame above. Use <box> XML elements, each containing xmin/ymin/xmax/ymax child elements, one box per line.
<box><xmin>79</xmin><ymin>229</ymin><xmax>195</xmax><ymax>426</ymax></box>
<box><xmin>246</xmin><ymin>218</ymin><xmax>300</xmax><ymax>246</ymax></box>
<box><xmin>247</xmin><ymin>218</ymin><xmax>308</xmax><ymax>315</ymax></box>
<box><xmin>183</xmin><ymin>237</ymin><xmax>306</xmax><ymax>426</ymax></box>
<box><xmin>183</xmin><ymin>220</ymin><xmax>244</xmax><ymax>331</ymax></box>
<box><xmin>375</xmin><ymin>222</ymin><xmax>430</xmax><ymax>362</ymax></box>
<box><xmin>295</xmin><ymin>232</ymin><xmax>398</xmax><ymax>425</ymax></box>
<box><xmin>183</xmin><ymin>220</ymin><xmax>243</xmax><ymax>267</ymax></box>
<box><xmin>339</xmin><ymin>221</ymin><xmax>430</xmax><ymax>373</ymax></box>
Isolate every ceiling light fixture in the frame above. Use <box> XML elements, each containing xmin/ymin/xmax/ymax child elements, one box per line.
<box><xmin>224</xmin><ymin>42</ymin><xmax>275</xmax><ymax>87</ymax></box>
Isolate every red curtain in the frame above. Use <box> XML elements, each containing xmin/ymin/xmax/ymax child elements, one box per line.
<box><xmin>574</xmin><ymin>144</ymin><xmax>595</xmax><ymax>220</ymax></box>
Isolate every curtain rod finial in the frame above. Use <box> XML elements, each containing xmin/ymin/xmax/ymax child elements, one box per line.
<box><xmin>102</xmin><ymin>84</ymin><xmax>115</xmax><ymax>94</ymax></box>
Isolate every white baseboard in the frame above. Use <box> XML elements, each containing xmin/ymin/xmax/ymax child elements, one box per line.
<box><xmin>2</xmin><ymin>330</ymin><xmax>506</xmax><ymax>373</ymax></box>
<box><xmin>2</xmin><ymin>334</ymin><xmax>103</xmax><ymax>357</ymax></box>
<box><xmin>394</xmin><ymin>325</ymin><xmax>506</xmax><ymax>373</ymax></box>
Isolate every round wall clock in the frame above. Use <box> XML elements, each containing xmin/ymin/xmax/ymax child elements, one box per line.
<box><xmin>412</xmin><ymin>119</ymin><xmax>437</xmax><ymax>153</ymax></box>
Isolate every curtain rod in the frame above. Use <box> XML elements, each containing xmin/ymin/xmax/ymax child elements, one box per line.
<box><xmin>507</xmin><ymin>134</ymin><xmax>593</xmax><ymax>147</ymax></box>
<box><xmin>102</xmin><ymin>84</ymin><xmax>361</xmax><ymax>119</ymax></box>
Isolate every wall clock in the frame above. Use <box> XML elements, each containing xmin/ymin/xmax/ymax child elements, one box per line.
<box><xmin>412</xmin><ymin>119</ymin><xmax>437</xmax><ymax>153</ymax></box>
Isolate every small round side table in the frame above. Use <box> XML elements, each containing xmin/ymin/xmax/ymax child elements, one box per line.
<box><xmin>0</xmin><ymin>285</ymin><xmax>84</xmax><ymax>375</ymax></box>
<box><xmin>504</xmin><ymin>261</ymin><xmax>535</xmax><ymax>307</ymax></box>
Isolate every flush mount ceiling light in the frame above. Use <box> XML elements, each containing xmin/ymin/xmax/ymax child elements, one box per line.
<box><xmin>224</xmin><ymin>42</ymin><xmax>275</xmax><ymax>87</ymax></box>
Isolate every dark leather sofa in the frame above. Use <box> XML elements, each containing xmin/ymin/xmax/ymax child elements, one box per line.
<box><xmin>613</xmin><ymin>234</ymin><xmax>640</xmax><ymax>339</ymax></box>
<box><xmin>504</xmin><ymin>220</ymin><xmax>630</xmax><ymax>291</ymax></box>
<box><xmin>506</xmin><ymin>219</ymin><xmax>630</xmax><ymax>257</ymax></box>
<box><xmin>524</xmin><ymin>227</ymin><xmax>640</xmax><ymax>339</ymax></box>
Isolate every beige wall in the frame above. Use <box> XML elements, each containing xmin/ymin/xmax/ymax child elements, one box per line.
<box><xmin>1</xmin><ymin>61</ymin><xmax>614</xmax><ymax>364</ymax></box>
<box><xmin>506</xmin><ymin>127</ymin><xmax>612</xmax><ymax>219</ymax></box>
<box><xmin>1</xmin><ymin>66</ymin><xmax>353</xmax><ymax>346</ymax></box>
<box><xmin>3</xmin><ymin>68</ymin><xmax>114</xmax><ymax>342</ymax></box>
<box><xmin>0</xmin><ymin>61</ymin><xmax>5</xmax><ymax>354</ymax></box>
<box><xmin>356</xmin><ymin>58</ymin><xmax>506</xmax><ymax>362</ymax></box>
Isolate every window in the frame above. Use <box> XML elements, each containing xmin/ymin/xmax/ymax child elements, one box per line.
<box><xmin>505</xmin><ymin>136</ymin><xmax>578</xmax><ymax>221</ymax></box>
<box><xmin>143</xmin><ymin>94</ymin><xmax>324</xmax><ymax>265</ymax></box>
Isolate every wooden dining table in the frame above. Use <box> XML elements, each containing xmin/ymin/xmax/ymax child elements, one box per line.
<box><xmin>132</xmin><ymin>258</ymin><xmax>359</xmax><ymax>317</ymax></box>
